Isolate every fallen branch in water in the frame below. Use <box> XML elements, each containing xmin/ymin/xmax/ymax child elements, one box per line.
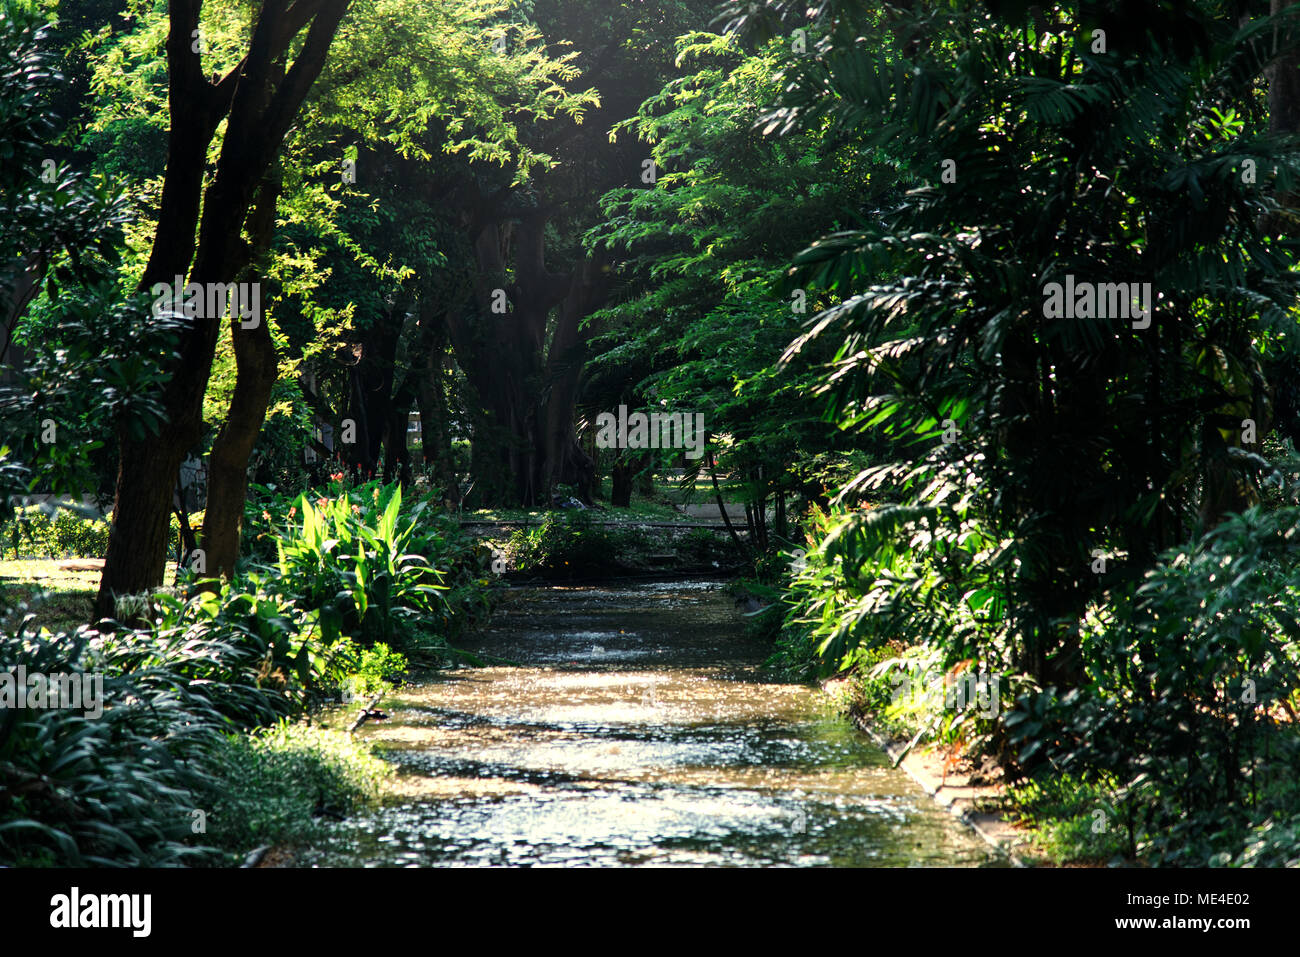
<box><xmin>347</xmin><ymin>695</ymin><xmax>384</xmax><ymax>734</ymax></box>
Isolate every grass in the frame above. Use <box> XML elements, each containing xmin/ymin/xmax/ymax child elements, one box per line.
<box><xmin>0</xmin><ymin>559</ymin><xmax>100</xmax><ymax>632</ymax></box>
<box><xmin>202</xmin><ymin>720</ymin><xmax>392</xmax><ymax>859</ymax></box>
<box><xmin>0</xmin><ymin>558</ymin><xmax>190</xmax><ymax>632</ymax></box>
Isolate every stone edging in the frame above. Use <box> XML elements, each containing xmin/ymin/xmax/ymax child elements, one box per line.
<box><xmin>847</xmin><ymin>709</ymin><xmax>1034</xmax><ymax>867</ymax></box>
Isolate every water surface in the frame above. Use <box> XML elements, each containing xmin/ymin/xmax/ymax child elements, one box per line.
<box><xmin>305</xmin><ymin>581</ymin><xmax>999</xmax><ymax>867</ymax></box>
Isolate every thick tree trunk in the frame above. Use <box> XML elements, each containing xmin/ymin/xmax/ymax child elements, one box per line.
<box><xmin>1271</xmin><ymin>1</ymin><xmax>1300</xmax><ymax>137</ymax></box>
<box><xmin>94</xmin><ymin>0</ymin><xmax>351</xmax><ymax>619</ymax></box>
<box><xmin>345</xmin><ymin>303</ymin><xmax>406</xmax><ymax>478</ymax></box>
<box><xmin>538</xmin><ymin>254</ymin><xmax>605</xmax><ymax>503</ymax></box>
<box><xmin>96</xmin><ymin>441</ymin><xmax>185</xmax><ymax>620</ymax></box>
<box><xmin>446</xmin><ymin>202</ymin><xmax>606</xmax><ymax>507</ymax></box>
<box><xmin>382</xmin><ymin>371</ymin><xmax>415</xmax><ymax>487</ymax></box>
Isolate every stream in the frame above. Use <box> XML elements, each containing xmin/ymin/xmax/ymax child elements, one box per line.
<box><xmin>303</xmin><ymin>580</ymin><xmax>1001</xmax><ymax>867</ymax></box>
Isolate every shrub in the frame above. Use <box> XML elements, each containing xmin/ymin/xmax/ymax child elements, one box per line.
<box><xmin>243</xmin><ymin>479</ymin><xmax>491</xmax><ymax>653</ymax></box>
<box><xmin>1004</xmin><ymin>774</ymin><xmax>1132</xmax><ymax>865</ymax></box>
<box><xmin>269</xmin><ymin>483</ymin><xmax>466</xmax><ymax>651</ymax></box>
<box><xmin>509</xmin><ymin>510</ymin><xmax>606</xmax><ymax>573</ymax></box>
<box><xmin>0</xmin><ymin>619</ymin><xmax>220</xmax><ymax>866</ymax></box>
<box><xmin>1</xmin><ymin>506</ymin><xmax>204</xmax><ymax>560</ymax></box>
<box><xmin>507</xmin><ymin>510</ymin><xmax>654</xmax><ymax>575</ymax></box>
<box><xmin>774</xmin><ymin>501</ymin><xmax>1010</xmax><ymax>683</ymax></box>
<box><xmin>96</xmin><ymin>574</ymin><xmax>354</xmax><ymax>729</ymax></box>
<box><xmin>200</xmin><ymin>721</ymin><xmax>390</xmax><ymax>854</ymax></box>
<box><xmin>1007</xmin><ymin>506</ymin><xmax>1300</xmax><ymax>864</ymax></box>
<box><xmin>333</xmin><ymin>637</ymin><xmax>408</xmax><ymax>700</ymax></box>
<box><xmin>2</xmin><ymin>506</ymin><xmax>110</xmax><ymax>559</ymax></box>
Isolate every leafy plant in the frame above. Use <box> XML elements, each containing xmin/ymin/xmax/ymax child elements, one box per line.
<box><xmin>1009</xmin><ymin>506</ymin><xmax>1300</xmax><ymax>864</ymax></box>
<box><xmin>200</xmin><ymin>720</ymin><xmax>390</xmax><ymax>854</ymax></box>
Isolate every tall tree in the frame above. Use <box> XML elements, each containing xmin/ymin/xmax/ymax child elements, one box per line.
<box><xmin>94</xmin><ymin>0</ymin><xmax>351</xmax><ymax>617</ymax></box>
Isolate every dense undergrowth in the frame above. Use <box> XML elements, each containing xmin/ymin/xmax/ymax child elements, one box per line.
<box><xmin>0</xmin><ymin>479</ymin><xmax>493</xmax><ymax>866</ymax></box>
<box><xmin>773</xmin><ymin>499</ymin><xmax>1300</xmax><ymax>866</ymax></box>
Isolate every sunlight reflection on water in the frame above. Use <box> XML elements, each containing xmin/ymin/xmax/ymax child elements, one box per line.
<box><xmin>302</xmin><ymin>581</ymin><xmax>1001</xmax><ymax>868</ymax></box>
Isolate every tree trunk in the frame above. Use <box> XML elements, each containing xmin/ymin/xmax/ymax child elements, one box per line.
<box><xmin>413</xmin><ymin>306</ymin><xmax>460</xmax><ymax>499</ymax></box>
<box><xmin>344</xmin><ymin>302</ymin><xmax>406</xmax><ymax>478</ymax></box>
<box><xmin>94</xmin><ymin>0</ymin><xmax>351</xmax><ymax>620</ymax></box>
<box><xmin>95</xmin><ymin>442</ymin><xmax>184</xmax><ymax>620</ymax></box>
<box><xmin>382</xmin><ymin>371</ymin><xmax>415</xmax><ymax>487</ymax></box>
<box><xmin>611</xmin><ymin>454</ymin><xmax>634</xmax><ymax>507</ymax></box>
<box><xmin>1270</xmin><ymin>1</ymin><xmax>1300</xmax><ymax>137</ymax></box>
<box><xmin>538</xmin><ymin>254</ymin><xmax>605</xmax><ymax>503</ymax></box>
<box><xmin>445</xmin><ymin>200</ymin><xmax>605</xmax><ymax>507</ymax></box>
<box><xmin>200</xmin><ymin>172</ymin><xmax>282</xmax><ymax>583</ymax></box>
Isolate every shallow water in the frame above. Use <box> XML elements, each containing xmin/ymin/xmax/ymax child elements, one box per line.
<box><xmin>304</xmin><ymin>581</ymin><xmax>1000</xmax><ymax>867</ymax></box>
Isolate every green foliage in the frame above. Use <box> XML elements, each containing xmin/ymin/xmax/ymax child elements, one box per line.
<box><xmin>0</xmin><ymin>2</ymin><xmax>176</xmax><ymax>528</ymax></box>
<box><xmin>743</xmin><ymin>0</ymin><xmax>1300</xmax><ymax>866</ymax></box>
<box><xmin>333</xmin><ymin>638</ymin><xmax>409</xmax><ymax>700</ymax></box>
<box><xmin>767</xmin><ymin>0</ymin><xmax>1300</xmax><ymax>686</ymax></box>
<box><xmin>200</xmin><ymin>721</ymin><xmax>390</xmax><ymax>854</ymax></box>
<box><xmin>1230</xmin><ymin>813</ymin><xmax>1300</xmax><ymax>867</ymax></box>
<box><xmin>1005</xmin><ymin>773</ymin><xmax>1132</xmax><ymax>865</ymax></box>
<box><xmin>775</xmin><ymin>499</ymin><xmax>1008</xmax><ymax>681</ymax></box>
<box><xmin>0</xmin><ymin>481</ymin><xmax>484</xmax><ymax>865</ymax></box>
<box><xmin>0</xmin><ymin>618</ymin><xmax>218</xmax><ymax>866</ymax></box>
<box><xmin>97</xmin><ymin>579</ymin><xmax>334</xmax><ymax>729</ymax></box>
<box><xmin>0</xmin><ymin>602</ymin><xmax>393</xmax><ymax>865</ymax></box>
<box><xmin>244</xmin><ymin>480</ymin><xmax>492</xmax><ymax>654</ymax></box>
<box><xmin>1010</xmin><ymin>506</ymin><xmax>1300</xmax><ymax>864</ymax></box>
<box><xmin>584</xmin><ymin>28</ymin><xmax>867</xmax><ymax>547</ymax></box>
<box><xmin>2</xmin><ymin>506</ymin><xmax>110</xmax><ymax>559</ymax></box>
<box><xmin>507</xmin><ymin>510</ymin><xmax>651</xmax><ymax>575</ymax></box>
